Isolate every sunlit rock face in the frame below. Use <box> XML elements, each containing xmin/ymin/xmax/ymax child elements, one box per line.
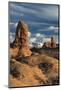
<box><xmin>12</xmin><ymin>20</ymin><xmax>32</xmax><ymax>57</ymax></box>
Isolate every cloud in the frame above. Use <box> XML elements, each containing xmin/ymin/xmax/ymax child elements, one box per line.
<box><xmin>10</xmin><ymin>32</ymin><xmax>15</xmax><ymax>43</ymax></box>
<box><xmin>43</xmin><ymin>38</ymin><xmax>51</xmax><ymax>43</ymax></box>
<box><xmin>28</xmin><ymin>31</ymin><xmax>31</xmax><ymax>37</ymax></box>
<box><xmin>29</xmin><ymin>32</ymin><xmax>58</xmax><ymax>45</ymax></box>
<box><xmin>48</xmin><ymin>26</ymin><xmax>58</xmax><ymax>30</ymax></box>
<box><xmin>30</xmin><ymin>37</ymin><xmax>36</xmax><ymax>42</ymax></box>
<box><xmin>9</xmin><ymin>2</ymin><xmax>58</xmax><ymax>23</ymax></box>
<box><xmin>36</xmin><ymin>33</ymin><xmax>40</xmax><ymax>37</ymax></box>
<box><xmin>48</xmin><ymin>26</ymin><xmax>59</xmax><ymax>34</ymax></box>
<box><xmin>10</xmin><ymin>22</ymin><xmax>18</xmax><ymax>28</ymax></box>
<box><xmin>29</xmin><ymin>32</ymin><xmax>45</xmax><ymax>43</ymax></box>
<box><xmin>38</xmin><ymin>26</ymin><xmax>58</xmax><ymax>34</ymax></box>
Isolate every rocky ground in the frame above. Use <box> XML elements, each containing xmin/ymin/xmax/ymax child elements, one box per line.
<box><xmin>9</xmin><ymin>48</ymin><xmax>59</xmax><ymax>88</ymax></box>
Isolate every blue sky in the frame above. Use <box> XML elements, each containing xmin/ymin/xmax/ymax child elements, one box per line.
<box><xmin>9</xmin><ymin>2</ymin><xmax>59</xmax><ymax>44</ymax></box>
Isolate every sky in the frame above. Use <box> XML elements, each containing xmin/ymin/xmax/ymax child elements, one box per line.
<box><xmin>9</xmin><ymin>2</ymin><xmax>59</xmax><ymax>45</ymax></box>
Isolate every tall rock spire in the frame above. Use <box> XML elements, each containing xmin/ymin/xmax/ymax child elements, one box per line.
<box><xmin>13</xmin><ymin>20</ymin><xmax>32</xmax><ymax>57</ymax></box>
<box><xmin>51</xmin><ymin>37</ymin><xmax>56</xmax><ymax>48</ymax></box>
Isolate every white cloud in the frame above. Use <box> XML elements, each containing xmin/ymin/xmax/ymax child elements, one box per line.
<box><xmin>35</xmin><ymin>33</ymin><xmax>45</xmax><ymax>38</ymax></box>
<box><xmin>43</xmin><ymin>38</ymin><xmax>51</xmax><ymax>43</ymax></box>
<box><xmin>30</xmin><ymin>37</ymin><xmax>36</xmax><ymax>42</ymax></box>
<box><xmin>29</xmin><ymin>32</ymin><xmax>52</xmax><ymax>48</ymax></box>
<box><xmin>10</xmin><ymin>22</ymin><xmax>18</xmax><ymax>28</ymax></box>
<box><xmin>48</xmin><ymin>26</ymin><xmax>59</xmax><ymax>34</ymax></box>
<box><xmin>29</xmin><ymin>32</ymin><xmax>58</xmax><ymax>48</ymax></box>
<box><xmin>28</xmin><ymin>31</ymin><xmax>31</xmax><ymax>37</ymax></box>
<box><xmin>36</xmin><ymin>33</ymin><xmax>40</xmax><ymax>37</ymax></box>
<box><xmin>38</xmin><ymin>26</ymin><xmax>59</xmax><ymax>34</ymax></box>
<box><xmin>48</xmin><ymin>26</ymin><xmax>58</xmax><ymax>30</ymax></box>
<box><xmin>10</xmin><ymin>32</ymin><xmax>15</xmax><ymax>43</ymax></box>
<box><xmin>29</xmin><ymin>33</ymin><xmax>45</xmax><ymax>44</ymax></box>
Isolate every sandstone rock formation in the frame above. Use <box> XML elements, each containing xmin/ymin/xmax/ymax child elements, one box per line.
<box><xmin>42</xmin><ymin>42</ymin><xmax>47</xmax><ymax>48</ymax></box>
<box><xmin>11</xmin><ymin>20</ymin><xmax>32</xmax><ymax>57</ymax></box>
<box><xmin>51</xmin><ymin>37</ymin><xmax>56</xmax><ymax>48</ymax></box>
<box><xmin>42</xmin><ymin>37</ymin><xmax>56</xmax><ymax>48</ymax></box>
